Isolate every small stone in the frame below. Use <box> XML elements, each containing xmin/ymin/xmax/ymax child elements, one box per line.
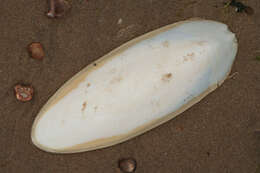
<box><xmin>118</xmin><ymin>18</ymin><xmax>123</xmax><ymax>25</ymax></box>
<box><xmin>47</xmin><ymin>0</ymin><xmax>71</xmax><ymax>18</ymax></box>
<box><xmin>118</xmin><ymin>158</ymin><xmax>136</xmax><ymax>173</ymax></box>
<box><xmin>28</xmin><ymin>42</ymin><xmax>44</xmax><ymax>60</ymax></box>
<box><xmin>14</xmin><ymin>84</ymin><xmax>34</xmax><ymax>102</ymax></box>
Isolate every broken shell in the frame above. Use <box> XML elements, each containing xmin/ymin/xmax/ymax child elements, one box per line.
<box><xmin>14</xmin><ymin>84</ymin><xmax>34</xmax><ymax>102</ymax></box>
<box><xmin>31</xmin><ymin>19</ymin><xmax>238</xmax><ymax>153</ymax></box>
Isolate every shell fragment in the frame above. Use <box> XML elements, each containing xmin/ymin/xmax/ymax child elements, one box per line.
<box><xmin>31</xmin><ymin>19</ymin><xmax>238</xmax><ymax>153</ymax></box>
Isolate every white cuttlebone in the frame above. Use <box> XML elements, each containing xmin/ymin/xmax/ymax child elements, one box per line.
<box><xmin>31</xmin><ymin>19</ymin><xmax>238</xmax><ymax>153</ymax></box>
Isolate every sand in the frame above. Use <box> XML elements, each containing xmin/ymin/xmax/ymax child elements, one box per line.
<box><xmin>0</xmin><ymin>0</ymin><xmax>259</xmax><ymax>172</ymax></box>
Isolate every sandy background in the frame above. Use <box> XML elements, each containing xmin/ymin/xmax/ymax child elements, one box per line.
<box><xmin>0</xmin><ymin>0</ymin><xmax>260</xmax><ymax>172</ymax></box>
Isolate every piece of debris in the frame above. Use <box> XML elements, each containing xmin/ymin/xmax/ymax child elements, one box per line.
<box><xmin>256</xmin><ymin>56</ymin><xmax>260</xmax><ymax>61</ymax></box>
<box><xmin>118</xmin><ymin>158</ymin><xmax>137</xmax><ymax>173</ymax></box>
<box><xmin>228</xmin><ymin>72</ymin><xmax>239</xmax><ymax>79</ymax></box>
<box><xmin>47</xmin><ymin>0</ymin><xmax>71</xmax><ymax>18</ymax></box>
<box><xmin>14</xmin><ymin>84</ymin><xmax>34</xmax><ymax>102</ymax></box>
<box><xmin>28</xmin><ymin>42</ymin><xmax>44</xmax><ymax>60</ymax></box>
<box><xmin>116</xmin><ymin>24</ymin><xmax>140</xmax><ymax>40</ymax></box>
<box><xmin>224</xmin><ymin>0</ymin><xmax>254</xmax><ymax>15</ymax></box>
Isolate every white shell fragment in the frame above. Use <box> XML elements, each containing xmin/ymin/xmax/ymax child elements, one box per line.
<box><xmin>31</xmin><ymin>19</ymin><xmax>238</xmax><ymax>153</ymax></box>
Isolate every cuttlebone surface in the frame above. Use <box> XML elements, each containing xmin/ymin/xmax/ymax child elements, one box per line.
<box><xmin>32</xmin><ymin>19</ymin><xmax>237</xmax><ymax>153</ymax></box>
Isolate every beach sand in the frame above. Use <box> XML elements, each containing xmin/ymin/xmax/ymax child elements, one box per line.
<box><xmin>0</xmin><ymin>0</ymin><xmax>259</xmax><ymax>172</ymax></box>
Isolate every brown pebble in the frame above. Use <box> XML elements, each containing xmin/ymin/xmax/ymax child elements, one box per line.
<box><xmin>118</xmin><ymin>158</ymin><xmax>136</xmax><ymax>173</ymax></box>
<box><xmin>28</xmin><ymin>42</ymin><xmax>44</xmax><ymax>60</ymax></box>
<box><xmin>14</xmin><ymin>84</ymin><xmax>34</xmax><ymax>102</ymax></box>
<box><xmin>47</xmin><ymin>0</ymin><xmax>71</xmax><ymax>18</ymax></box>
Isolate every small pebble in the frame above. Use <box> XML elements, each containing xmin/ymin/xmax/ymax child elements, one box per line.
<box><xmin>14</xmin><ymin>85</ymin><xmax>34</xmax><ymax>102</ymax></box>
<box><xmin>118</xmin><ymin>158</ymin><xmax>137</xmax><ymax>173</ymax></box>
<box><xmin>47</xmin><ymin>0</ymin><xmax>71</xmax><ymax>18</ymax></box>
<box><xmin>28</xmin><ymin>42</ymin><xmax>44</xmax><ymax>60</ymax></box>
<box><xmin>118</xmin><ymin>18</ymin><xmax>123</xmax><ymax>25</ymax></box>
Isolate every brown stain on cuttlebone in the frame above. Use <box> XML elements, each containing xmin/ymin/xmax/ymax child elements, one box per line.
<box><xmin>94</xmin><ymin>106</ymin><xmax>98</xmax><ymax>112</ymax></box>
<box><xmin>161</xmin><ymin>73</ymin><xmax>172</xmax><ymax>82</ymax></box>
<box><xmin>82</xmin><ymin>101</ymin><xmax>87</xmax><ymax>112</ymax></box>
<box><xmin>110</xmin><ymin>76</ymin><xmax>123</xmax><ymax>84</ymax></box>
<box><xmin>162</xmin><ymin>41</ymin><xmax>170</xmax><ymax>48</ymax></box>
<box><xmin>183</xmin><ymin>52</ymin><xmax>195</xmax><ymax>62</ymax></box>
<box><xmin>197</xmin><ymin>41</ymin><xmax>207</xmax><ymax>46</ymax></box>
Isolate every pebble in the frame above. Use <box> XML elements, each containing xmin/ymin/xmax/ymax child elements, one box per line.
<box><xmin>28</xmin><ymin>42</ymin><xmax>44</xmax><ymax>60</ymax></box>
<box><xmin>118</xmin><ymin>158</ymin><xmax>137</xmax><ymax>173</ymax></box>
